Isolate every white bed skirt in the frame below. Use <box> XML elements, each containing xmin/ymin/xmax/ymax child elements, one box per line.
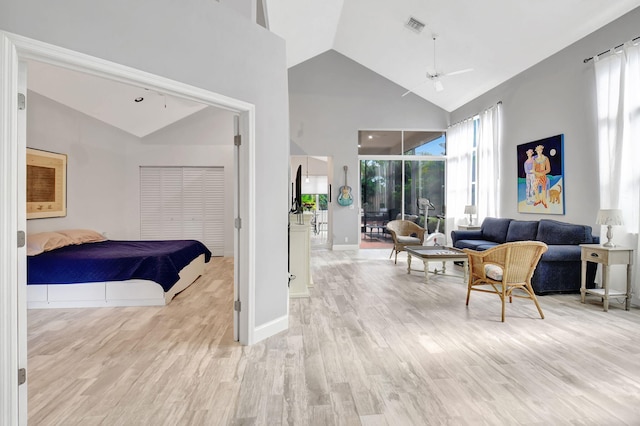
<box><xmin>27</xmin><ymin>254</ymin><xmax>206</xmax><ymax>309</ymax></box>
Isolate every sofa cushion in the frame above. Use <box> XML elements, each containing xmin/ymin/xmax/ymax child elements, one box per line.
<box><xmin>506</xmin><ymin>220</ymin><xmax>539</xmax><ymax>242</ymax></box>
<box><xmin>536</xmin><ymin>219</ymin><xmax>594</xmax><ymax>245</ymax></box>
<box><xmin>455</xmin><ymin>240</ymin><xmax>499</xmax><ymax>251</ymax></box>
<box><xmin>397</xmin><ymin>236</ymin><xmax>421</xmax><ymax>244</ymax></box>
<box><xmin>481</xmin><ymin>217</ymin><xmax>513</xmax><ymax>243</ymax></box>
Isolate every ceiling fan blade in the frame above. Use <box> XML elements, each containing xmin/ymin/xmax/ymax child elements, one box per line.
<box><xmin>442</xmin><ymin>68</ymin><xmax>474</xmax><ymax>77</ymax></box>
<box><xmin>401</xmin><ymin>79</ymin><xmax>429</xmax><ymax>97</ymax></box>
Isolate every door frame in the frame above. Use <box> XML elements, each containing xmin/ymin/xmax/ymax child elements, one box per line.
<box><xmin>0</xmin><ymin>31</ymin><xmax>257</xmax><ymax>425</ymax></box>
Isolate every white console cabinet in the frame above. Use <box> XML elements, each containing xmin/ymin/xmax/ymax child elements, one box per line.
<box><xmin>289</xmin><ymin>213</ymin><xmax>312</xmax><ymax>298</ymax></box>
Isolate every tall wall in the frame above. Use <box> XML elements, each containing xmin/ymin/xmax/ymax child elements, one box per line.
<box><xmin>450</xmin><ymin>7</ymin><xmax>640</xmax><ymax>229</ymax></box>
<box><xmin>288</xmin><ymin>50</ymin><xmax>449</xmax><ymax>248</ymax></box>
<box><xmin>2</xmin><ymin>0</ymin><xmax>289</xmax><ymax>332</ymax></box>
<box><xmin>450</xmin><ymin>7</ymin><xmax>640</xmax><ymax>302</ymax></box>
<box><xmin>26</xmin><ymin>91</ymin><xmax>133</xmax><ymax>236</ymax></box>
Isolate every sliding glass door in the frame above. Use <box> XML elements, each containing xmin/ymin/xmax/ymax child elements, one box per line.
<box><xmin>403</xmin><ymin>159</ymin><xmax>445</xmax><ymax>234</ymax></box>
<box><xmin>361</xmin><ymin>160</ymin><xmax>402</xmax><ymax>232</ymax></box>
<box><xmin>359</xmin><ymin>130</ymin><xmax>446</xmax><ymax>246</ymax></box>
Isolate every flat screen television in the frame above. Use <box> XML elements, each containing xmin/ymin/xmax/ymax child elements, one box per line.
<box><xmin>291</xmin><ymin>165</ymin><xmax>302</xmax><ymax>214</ymax></box>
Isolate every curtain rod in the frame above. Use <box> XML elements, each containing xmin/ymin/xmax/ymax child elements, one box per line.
<box><xmin>447</xmin><ymin>101</ymin><xmax>502</xmax><ymax>129</ymax></box>
<box><xmin>583</xmin><ymin>35</ymin><xmax>640</xmax><ymax>63</ymax></box>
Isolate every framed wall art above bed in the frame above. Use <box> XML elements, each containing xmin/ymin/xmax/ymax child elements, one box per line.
<box><xmin>26</xmin><ymin>148</ymin><xmax>67</xmax><ymax>219</ymax></box>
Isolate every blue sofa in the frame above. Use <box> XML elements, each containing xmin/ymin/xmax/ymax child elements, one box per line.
<box><xmin>451</xmin><ymin>217</ymin><xmax>599</xmax><ymax>295</ymax></box>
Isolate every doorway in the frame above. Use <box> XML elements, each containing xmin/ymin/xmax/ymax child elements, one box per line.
<box><xmin>358</xmin><ymin>130</ymin><xmax>447</xmax><ymax>249</ymax></box>
<box><xmin>290</xmin><ymin>155</ymin><xmax>331</xmax><ymax>248</ymax></box>
<box><xmin>0</xmin><ymin>32</ymin><xmax>256</xmax><ymax>424</ymax></box>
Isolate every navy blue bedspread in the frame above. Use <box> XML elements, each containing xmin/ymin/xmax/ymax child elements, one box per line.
<box><xmin>27</xmin><ymin>240</ymin><xmax>212</xmax><ymax>292</ymax></box>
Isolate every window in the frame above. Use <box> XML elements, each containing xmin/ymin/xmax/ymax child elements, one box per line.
<box><xmin>359</xmin><ymin>130</ymin><xmax>446</xmax><ymax>235</ymax></box>
<box><xmin>470</xmin><ymin>118</ymin><xmax>479</xmax><ymax>205</ymax></box>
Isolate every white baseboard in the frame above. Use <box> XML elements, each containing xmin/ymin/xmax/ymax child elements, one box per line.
<box><xmin>332</xmin><ymin>244</ymin><xmax>360</xmax><ymax>251</ymax></box>
<box><xmin>252</xmin><ymin>314</ymin><xmax>288</xmax><ymax>344</ymax></box>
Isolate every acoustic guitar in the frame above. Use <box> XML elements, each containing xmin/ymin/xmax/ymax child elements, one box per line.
<box><xmin>337</xmin><ymin>165</ymin><xmax>353</xmax><ymax>206</ymax></box>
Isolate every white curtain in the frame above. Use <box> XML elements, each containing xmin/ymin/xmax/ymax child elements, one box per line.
<box><xmin>594</xmin><ymin>41</ymin><xmax>640</xmax><ymax>233</ymax></box>
<box><xmin>477</xmin><ymin>103</ymin><xmax>502</xmax><ymax>220</ymax></box>
<box><xmin>446</xmin><ymin>118</ymin><xmax>475</xmax><ymax>225</ymax></box>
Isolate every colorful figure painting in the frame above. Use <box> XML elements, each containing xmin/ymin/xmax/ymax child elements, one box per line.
<box><xmin>517</xmin><ymin>134</ymin><xmax>564</xmax><ymax>214</ymax></box>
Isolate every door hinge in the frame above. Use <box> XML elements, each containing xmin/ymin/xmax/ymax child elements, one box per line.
<box><xmin>234</xmin><ymin>135</ymin><xmax>241</xmax><ymax>146</ymax></box>
<box><xmin>235</xmin><ymin>217</ymin><xmax>242</xmax><ymax>229</ymax></box>
<box><xmin>18</xmin><ymin>93</ymin><xmax>26</xmax><ymax>110</ymax></box>
<box><xmin>234</xmin><ymin>300</ymin><xmax>241</xmax><ymax>312</ymax></box>
<box><xmin>17</xmin><ymin>230</ymin><xmax>26</xmax><ymax>248</ymax></box>
<box><xmin>18</xmin><ymin>368</ymin><xmax>26</xmax><ymax>386</ymax></box>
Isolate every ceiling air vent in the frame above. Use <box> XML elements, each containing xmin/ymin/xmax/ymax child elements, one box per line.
<box><xmin>405</xmin><ymin>17</ymin><xmax>426</xmax><ymax>34</ymax></box>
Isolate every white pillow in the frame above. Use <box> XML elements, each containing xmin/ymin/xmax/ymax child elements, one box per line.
<box><xmin>485</xmin><ymin>264</ymin><xmax>504</xmax><ymax>281</ymax></box>
<box><xmin>27</xmin><ymin>232</ymin><xmax>75</xmax><ymax>256</ymax></box>
<box><xmin>57</xmin><ymin>229</ymin><xmax>107</xmax><ymax>244</ymax></box>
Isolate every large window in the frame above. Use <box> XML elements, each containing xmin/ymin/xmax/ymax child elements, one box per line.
<box><xmin>359</xmin><ymin>130</ymin><xmax>446</xmax><ymax>236</ymax></box>
<box><xmin>471</xmin><ymin>118</ymin><xmax>478</xmax><ymax>205</ymax></box>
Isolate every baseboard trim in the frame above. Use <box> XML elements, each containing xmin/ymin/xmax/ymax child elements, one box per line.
<box><xmin>332</xmin><ymin>244</ymin><xmax>360</xmax><ymax>251</ymax></box>
<box><xmin>252</xmin><ymin>314</ymin><xmax>288</xmax><ymax>344</ymax></box>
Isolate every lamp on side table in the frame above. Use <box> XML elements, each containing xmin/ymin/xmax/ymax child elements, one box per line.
<box><xmin>596</xmin><ymin>209</ymin><xmax>624</xmax><ymax>247</ymax></box>
<box><xmin>464</xmin><ymin>205</ymin><xmax>477</xmax><ymax>225</ymax></box>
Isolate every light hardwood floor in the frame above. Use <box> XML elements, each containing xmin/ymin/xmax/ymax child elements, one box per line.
<box><xmin>28</xmin><ymin>249</ymin><xmax>640</xmax><ymax>425</ymax></box>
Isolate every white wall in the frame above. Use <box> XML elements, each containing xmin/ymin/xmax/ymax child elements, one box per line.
<box><xmin>288</xmin><ymin>50</ymin><xmax>449</xmax><ymax>248</ymax></box>
<box><xmin>26</xmin><ymin>91</ymin><xmax>132</xmax><ymax>237</ymax></box>
<box><xmin>126</xmin><ymin>107</ymin><xmax>236</xmax><ymax>257</ymax></box>
<box><xmin>2</xmin><ymin>0</ymin><xmax>289</xmax><ymax>332</ymax></box>
<box><xmin>218</xmin><ymin>0</ymin><xmax>255</xmax><ymax>22</ymax></box>
<box><xmin>450</xmin><ymin>7</ymin><xmax>640</xmax><ymax>229</ymax></box>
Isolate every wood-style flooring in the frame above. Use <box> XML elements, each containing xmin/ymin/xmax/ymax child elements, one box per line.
<box><xmin>27</xmin><ymin>249</ymin><xmax>640</xmax><ymax>425</ymax></box>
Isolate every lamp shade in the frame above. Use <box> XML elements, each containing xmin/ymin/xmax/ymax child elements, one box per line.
<box><xmin>596</xmin><ymin>209</ymin><xmax>624</xmax><ymax>226</ymax></box>
<box><xmin>464</xmin><ymin>205</ymin><xmax>477</xmax><ymax>215</ymax></box>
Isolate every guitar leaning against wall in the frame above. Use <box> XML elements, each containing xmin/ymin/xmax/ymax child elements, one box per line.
<box><xmin>337</xmin><ymin>165</ymin><xmax>353</xmax><ymax>207</ymax></box>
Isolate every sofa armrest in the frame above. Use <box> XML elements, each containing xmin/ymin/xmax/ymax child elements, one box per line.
<box><xmin>451</xmin><ymin>229</ymin><xmax>483</xmax><ymax>245</ymax></box>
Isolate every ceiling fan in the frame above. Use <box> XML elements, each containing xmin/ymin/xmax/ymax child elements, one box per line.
<box><xmin>402</xmin><ymin>35</ymin><xmax>473</xmax><ymax>96</ymax></box>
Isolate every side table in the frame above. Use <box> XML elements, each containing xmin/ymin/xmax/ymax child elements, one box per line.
<box><xmin>580</xmin><ymin>244</ymin><xmax>633</xmax><ymax>311</ymax></box>
<box><xmin>458</xmin><ymin>224</ymin><xmax>481</xmax><ymax>231</ymax></box>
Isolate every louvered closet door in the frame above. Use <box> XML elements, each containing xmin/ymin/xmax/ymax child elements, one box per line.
<box><xmin>140</xmin><ymin>167</ymin><xmax>224</xmax><ymax>256</ymax></box>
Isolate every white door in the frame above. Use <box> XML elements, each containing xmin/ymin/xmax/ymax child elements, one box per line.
<box><xmin>0</xmin><ymin>54</ymin><xmax>29</xmax><ymax>424</ymax></box>
<box><xmin>17</xmin><ymin>60</ymin><xmax>28</xmax><ymax>426</ymax></box>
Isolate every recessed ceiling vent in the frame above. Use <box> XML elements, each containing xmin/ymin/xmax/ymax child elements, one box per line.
<box><xmin>405</xmin><ymin>17</ymin><xmax>426</xmax><ymax>34</ymax></box>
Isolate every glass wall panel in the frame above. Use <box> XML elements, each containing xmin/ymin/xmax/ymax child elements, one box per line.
<box><xmin>359</xmin><ymin>129</ymin><xmax>447</xmax><ymax>247</ymax></box>
<box><xmin>358</xmin><ymin>131</ymin><xmax>403</xmax><ymax>155</ymax></box>
<box><xmin>403</xmin><ymin>159</ymin><xmax>445</xmax><ymax>235</ymax></box>
<box><xmin>403</xmin><ymin>132</ymin><xmax>446</xmax><ymax>156</ymax></box>
<box><xmin>360</xmin><ymin>160</ymin><xmax>402</xmax><ymax>230</ymax></box>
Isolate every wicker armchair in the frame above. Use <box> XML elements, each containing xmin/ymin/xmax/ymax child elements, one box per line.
<box><xmin>463</xmin><ymin>241</ymin><xmax>548</xmax><ymax>322</ymax></box>
<box><xmin>386</xmin><ymin>220</ymin><xmax>426</xmax><ymax>264</ymax></box>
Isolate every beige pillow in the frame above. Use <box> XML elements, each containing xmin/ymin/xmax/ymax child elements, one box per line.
<box><xmin>57</xmin><ymin>229</ymin><xmax>107</xmax><ymax>244</ymax></box>
<box><xmin>27</xmin><ymin>232</ymin><xmax>75</xmax><ymax>256</ymax></box>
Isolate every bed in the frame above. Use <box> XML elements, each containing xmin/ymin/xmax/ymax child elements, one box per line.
<box><xmin>26</xmin><ymin>230</ymin><xmax>212</xmax><ymax>308</ymax></box>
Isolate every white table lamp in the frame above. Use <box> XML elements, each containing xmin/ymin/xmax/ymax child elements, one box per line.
<box><xmin>596</xmin><ymin>209</ymin><xmax>624</xmax><ymax>247</ymax></box>
<box><xmin>464</xmin><ymin>205</ymin><xmax>477</xmax><ymax>225</ymax></box>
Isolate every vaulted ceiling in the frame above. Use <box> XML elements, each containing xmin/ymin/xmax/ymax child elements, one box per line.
<box><xmin>265</xmin><ymin>0</ymin><xmax>640</xmax><ymax>111</ymax></box>
<box><xmin>25</xmin><ymin>1</ymin><xmax>640</xmax><ymax>135</ymax></box>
